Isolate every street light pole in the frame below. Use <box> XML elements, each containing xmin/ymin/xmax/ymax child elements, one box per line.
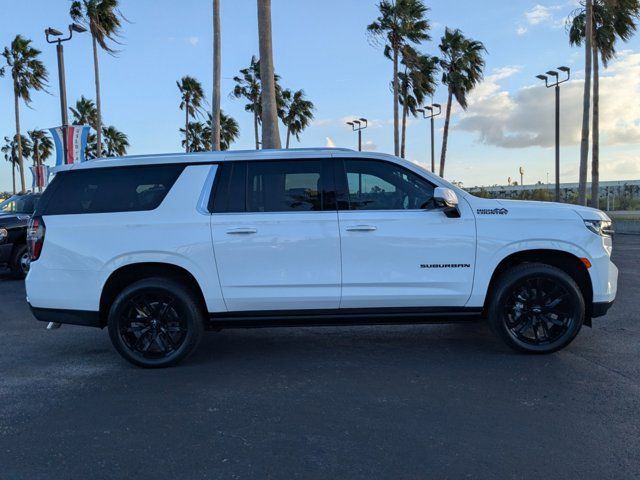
<box><xmin>346</xmin><ymin>118</ymin><xmax>368</xmax><ymax>152</ymax></box>
<box><xmin>536</xmin><ymin>66</ymin><xmax>570</xmax><ymax>202</ymax></box>
<box><xmin>417</xmin><ymin>104</ymin><xmax>441</xmax><ymax>173</ymax></box>
<box><xmin>45</xmin><ymin>23</ymin><xmax>86</xmax><ymax>163</ymax></box>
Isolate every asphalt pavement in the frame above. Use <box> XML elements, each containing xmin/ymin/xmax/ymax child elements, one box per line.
<box><xmin>1</xmin><ymin>235</ymin><xmax>639</xmax><ymax>479</ymax></box>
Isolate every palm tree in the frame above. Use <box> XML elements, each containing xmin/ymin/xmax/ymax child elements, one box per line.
<box><xmin>280</xmin><ymin>89</ymin><xmax>315</xmax><ymax>148</ymax></box>
<box><xmin>367</xmin><ymin>0</ymin><xmax>431</xmax><ymax>157</ymax></box>
<box><xmin>2</xmin><ymin>135</ymin><xmax>32</xmax><ymax>194</ymax></box>
<box><xmin>437</xmin><ymin>28</ymin><xmax>486</xmax><ymax>177</ymax></box>
<box><xmin>2</xmin><ymin>35</ymin><xmax>48</xmax><ymax>193</ymax></box>
<box><xmin>205</xmin><ymin>111</ymin><xmax>239</xmax><ymax>151</ymax></box>
<box><xmin>70</xmin><ymin>95</ymin><xmax>98</xmax><ymax>128</ymax></box>
<box><xmin>211</xmin><ymin>0</ymin><xmax>222</xmax><ymax>151</ymax></box>
<box><xmin>27</xmin><ymin>130</ymin><xmax>53</xmax><ymax>192</ymax></box>
<box><xmin>177</xmin><ymin>76</ymin><xmax>206</xmax><ymax>153</ymax></box>
<box><xmin>570</xmin><ymin>0</ymin><xmax>640</xmax><ymax>207</ymax></box>
<box><xmin>257</xmin><ymin>0</ymin><xmax>282</xmax><ymax>149</ymax></box>
<box><xmin>399</xmin><ymin>49</ymin><xmax>438</xmax><ymax>158</ymax></box>
<box><xmin>180</xmin><ymin>122</ymin><xmax>208</xmax><ymax>153</ymax></box>
<box><xmin>70</xmin><ymin>0</ymin><xmax>126</xmax><ymax>159</ymax></box>
<box><xmin>232</xmin><ymin>56</ymin><xmax>262</xmax><ymax>149</ymax></box>
<box><xmin>101</xmin><ymin>126</ymin><xmax>129</xmax><ymax>157</ymax></box>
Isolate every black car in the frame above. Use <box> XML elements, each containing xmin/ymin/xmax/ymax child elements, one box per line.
<box><xmin>0</xmin><ymin>193</ymin><xmax>41</xmax><ymax>278</ymax></box>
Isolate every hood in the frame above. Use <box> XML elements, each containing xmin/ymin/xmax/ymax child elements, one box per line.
<box><xmin>495</xmin><ymin>199</ymin><xmax>610</xmax><ymax>222</ymax></box>
<box><xmin>0</xmin><ymin>212</ymin><xmax>31</xmax><ymax>224</ymax></box>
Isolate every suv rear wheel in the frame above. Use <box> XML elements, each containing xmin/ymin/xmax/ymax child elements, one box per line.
<box><xmin>107</xmin><ymin>277</ymin><xmax>204</xmax><ymax>368</ymax></box>
<box><xmin>488</xmin><ymin>263</ymin><xmax>585</xmax><ymax>353</ymax></box>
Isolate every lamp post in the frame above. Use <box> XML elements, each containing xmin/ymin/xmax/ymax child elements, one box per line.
<box><xmin>346</xmin><ymin>118</ymin><xmax>367</xmax><ymax>151</ymax></box>
<box><xmin>416</xmin><ymin>103</ymin><xmax>441</xmax><ymax>173</ymax></box>
<box><xmin>45</xmin><ymin>23</ymin><xmax>86</xmax><ymax>162</ymax></box>
<box><xmin>536</xmin><ymin>66</ymin><xmax>570</xmax><ymax>202</ymax></box>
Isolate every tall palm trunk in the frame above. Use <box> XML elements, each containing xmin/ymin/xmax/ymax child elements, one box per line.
<box><xmin>13</xmin><ymin>84</ymin><xmax>26</xmax><ymax>193</ymax></box>
<box><xmin>257</xmin><ymin>0</ymin><xmax>281</xmax><ymax>149</ymax></box>
<box><xmin>392</xmin><ymin>47</ymin><xmax>399</xmax><ymax>157</ymax></box>
<box><xmin>92</xmin><ymin>35</ymin><xmax>103</xmax><ymax>158</ymax></box>
<box><xmin>439</xmin><ymin>89</ymin><xmax>454</xmax><ymax>178</ymax></box>
<box><xmin>185</xmin><ymin>99</ymin><xmax>190</xmax><ymax>153</ymax></box>
<box><xmin>211</xmin><ymin>0</ymin><xmax>222</xmax><ymax>150</ymax></box>
<box><xmin>34</xmin><ymin>139</ymin><xmax>41</xmax><ymax>192</ymax></box>
<box><xmin>253</xmin><ymin>109</ymin><xmax>260</xmax><ymax>149</ymax></box>
<box><xmin>578</xmin><ymin>0</ymin><xmax>593</xmax><ymax>206</ymax></box>
<box><xmin>11</xmin><ymin>162</ymin><xmax>16</xmax><ymax>194</ymax></box>
<box><xmin>591</xmin><ymin>45</ymin><xmax>600</xmax><ymax>209</ymax></box>
<box><xmin>286</xmin><ymin>126</ymin><xmax>291</xmax><ymax>149</ymax></box>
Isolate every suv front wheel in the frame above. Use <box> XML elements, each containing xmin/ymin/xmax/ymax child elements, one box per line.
<box><xmin>488</xmin><ymin>263</ymin><xmax>585</xmax><ymax>354</ymax></box>
<box><xmin>108</xmin><ymin>278</ymin><xmax>204</xmax><ymax>368</ymax></box>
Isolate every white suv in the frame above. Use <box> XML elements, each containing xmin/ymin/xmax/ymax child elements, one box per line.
<box><xmin>26</xmin><ymin>148</ymin><xmax>618</xmax><ymax>367</ymax></box>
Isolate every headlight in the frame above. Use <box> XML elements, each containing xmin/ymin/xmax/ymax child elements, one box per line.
<box><xmin>0</xmin><ymin>228</ymin><xmax>7</xmax><ymax>244</ymax></box>
<box><xmin>584</xmin><ymin>219</ymin><xmax>613</xmax><ymax>236</ymax></box>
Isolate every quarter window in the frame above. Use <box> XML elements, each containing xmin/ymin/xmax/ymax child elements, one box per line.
<box><xmin>342</xmin><ymin>159</ymin><xmax>435</xmax><ymax>210</ymax></box>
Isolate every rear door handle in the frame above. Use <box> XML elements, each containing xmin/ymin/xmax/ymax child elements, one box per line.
<box><xmin>345</xmin><ymin>225</ymin><xmax>377</xmax><ymax>232</ymax></box>
<box><xmin>226</xmin><ymin>228</ymin><xmax>257</xmax><ymax>235</ymax></box>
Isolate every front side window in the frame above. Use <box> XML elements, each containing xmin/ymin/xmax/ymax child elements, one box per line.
<box><xmin>0</xmin><ymin>194</ymin><xmax>38</xmax><ymax>214</ymax></box>
<box><xmin>43</xmin><ymin>164</ymin><xmax>184</xmax><ymax>215</ymax></box>
<box><xmin>342</xmin><ymin>159</ymin><xmax>435</xmax><ymax>210</ymax></box>
<box><xmin>247</xmin><ymin>160</ymin><xmax>326</xmax><ymax>212</ymax></box>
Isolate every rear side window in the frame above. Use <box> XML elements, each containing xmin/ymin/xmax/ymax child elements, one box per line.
<box><xmin>42</xmin><ymin>164</ymin><xmax>185</xmax><ymax>215</ymax></box>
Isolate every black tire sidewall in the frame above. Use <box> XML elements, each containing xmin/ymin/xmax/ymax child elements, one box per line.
<box><xmin>488</xmin><ymin>263</ymin><xmax>585</xmax><ymax>354</ymax></box>
<box><xmin>10</xmin><ymin>244</ymin><xmax>29</xmax><ymax>279</ymax></box>
<box><xmin>108</xmin><ymin>278</ymin><xmax>204</xmax><ymax>368</ymax></box>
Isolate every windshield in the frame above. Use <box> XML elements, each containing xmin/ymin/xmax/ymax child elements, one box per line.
<box><xmin>0</xmin><ymin>195</ymin><xmax>39</xmax><ymax>214</ymax></box>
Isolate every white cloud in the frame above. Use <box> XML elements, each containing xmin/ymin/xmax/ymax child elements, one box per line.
<box><xmin>186</xmin><ymin>36</ymin><xmax>199</xmax><ymax>46</ymax></box>
<box><xmin>516</xmin><ymin>25</ymin><xmax>528</xmax><ymax>36</ymax></box>
<box><xmin>456</xmin><ymin>52</ymin><xmax>640</xmax><ymax>152</ymax></box>
<box><xmin>362</xmin><ymin>140</ymin><xmax>378</xmax><ymax>151</ymax></box>
<box><xmin>524</xmin><ymin>5</ymin><xmax>560</xmax><ymax>25</ymax></box>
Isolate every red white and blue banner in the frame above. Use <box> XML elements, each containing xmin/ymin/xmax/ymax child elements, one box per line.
<box><xmin>49</xmin><ymin>125</ymin><xmax>91</xmax><ymax>165</ymax></box>
<box><xmin>30</xmin><ymin>164</ymin><xmax>51</xmax><ymax>189</ymax></box>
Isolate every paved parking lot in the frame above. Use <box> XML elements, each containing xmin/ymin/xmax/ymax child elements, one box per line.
<box><xmin>1</xmin><ymin>235</ymin><xmax>639</xmax><ymax>479</ymax></box>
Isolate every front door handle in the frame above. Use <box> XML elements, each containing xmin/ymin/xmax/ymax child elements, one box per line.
<box><xmin>345</xmin><ymin>225</ymin><xmax>377</xmax><ymax>232</ymax></box>
<box><xmin>226</xmin><ymin>228</ymin><xmax>257</xmax><ymax>235</ymax></box>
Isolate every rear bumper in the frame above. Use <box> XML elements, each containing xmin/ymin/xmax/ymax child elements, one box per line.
<box><xmin>592</xmin><ymin>300</ymin><xmax>614</xmax><ymax>318</ymax></box>
<box><xmin>29</xmin><ymin>305</ymin><xmax>102</xmax><ymax>328</ymax></box>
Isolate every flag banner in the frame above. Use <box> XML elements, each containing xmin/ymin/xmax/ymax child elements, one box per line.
<box><xmin>49</xmin><ymin>125</ymin><xmax>91</xmax><ymax>165</ymax></box>
<box><xmin>30</xmin><ymin>164</ymin><xmax>51</xmax><ymax>190</ymax></box>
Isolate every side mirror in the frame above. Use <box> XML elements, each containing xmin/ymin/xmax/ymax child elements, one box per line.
<box><xmin>433</xmin><ymin>187</ymin><xmax>460</xmax><ymax>218</ymax></box>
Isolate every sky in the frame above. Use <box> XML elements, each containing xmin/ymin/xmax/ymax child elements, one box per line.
<box><xmin>1</xmin><ymin>0</ymin><xmax>639</xmax><ymax>193</ymax></box>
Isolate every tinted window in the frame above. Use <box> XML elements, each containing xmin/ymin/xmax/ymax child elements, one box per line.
<box><xmin>210</xmin><ymin>162</ymin><xmax>247</xmax><ymax>213</ymax></box>
<box><xmin>247</xmin><ymin>160</ymin><xmax>325</xmax><ymax>212</ymax></box>
<box><xmin>342</xmin><ymin>159</ymin><xmax>435</xmax><ymax>210</ymax></box>
<box><xmin>43</xmin><ymin>164</ymin><xmax>184</xmax><ymax>215</ymax></box>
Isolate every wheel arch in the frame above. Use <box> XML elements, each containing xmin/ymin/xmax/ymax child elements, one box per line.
<box><xmin>484</xmin><ymin>249</ymin><xmax>594</xmax><ymax>325</ymax></box>
<box><xmin>99</xmin><ymin>262</ymin><xmax>208</xmax><ymax>327</ymax></box>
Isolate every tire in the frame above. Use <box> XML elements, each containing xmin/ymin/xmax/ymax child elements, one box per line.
<box><xmin>107</xmin><ymin>277</ymin><xmax>204</xmax><ymax>368</ymax></box>
<box><xmin>9</xmin><ymin>244</ymin><xmax>30</xmax><ymax>279</ymax></box>
<box><xmin>487</xmin><ymin>262</ymin><xmax>585</xmax><ymax>354</ymax></box>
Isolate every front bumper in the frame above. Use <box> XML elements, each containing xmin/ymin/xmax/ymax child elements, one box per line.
<box><xmin>592</xmin><ymin>300</ymin><xmax>615</xmax><ymax>318</ymax></box>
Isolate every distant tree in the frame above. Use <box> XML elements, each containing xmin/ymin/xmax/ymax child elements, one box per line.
<box><xmin>569</xmin><ymin>0</ymin><xmax>640</xmax><ymax>207</ymax></box>
<box><xmin>70</xmin><ymin>0</ymin><xmax>126</xmax><ymax>158</ymax></box>
<box><xmin>70</xmin><ymin>96</ymin><xmax>99</xmax><ymax>158</ymax></box>
<box><xmin>207</xmin><ymin>111</ymin><xmax>239</xmax><ymax>151</ymax></box>
<box><xmin>182</xmin><ymin>111</ymin><xmax>240</xmax><ymax>152</ymax></box>
<box><xmin>2</xmin><ymin>35</ymin><xmax>48</xmax><ymax>192</ymax></box>
<box><xmin>2</xmin><ymin>135</ymin><xmax>32</xmax><ymax>194</ymax></box>
<box><xmin>368</xmin><ymin>0</ymin><xmax>431</xmax><ymax>156</ymax></box>
<box><xmin>438</xmin><ymin>28</ymin><xmax>485</xmax><ymax>177</ymax></box>
<box><xmin>102</xmin><ymin>125</ymin><xmax>129</xmax><ymax>157</ymax></box>
<box><xmin>177</xmin><ymin>76</ymin><xmax>206</xmax><ymax>152</ymax></box>
<box><xmin>281</xmin><ymin>89</ymin><xmax>315</xmax><ymax>148</ymax></box>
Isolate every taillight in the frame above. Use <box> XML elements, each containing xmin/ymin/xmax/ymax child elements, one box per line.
<box><xmin>27</xmin><ymin>216</ymin><xmax>45</xmax><ymax>261</ymax></box>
